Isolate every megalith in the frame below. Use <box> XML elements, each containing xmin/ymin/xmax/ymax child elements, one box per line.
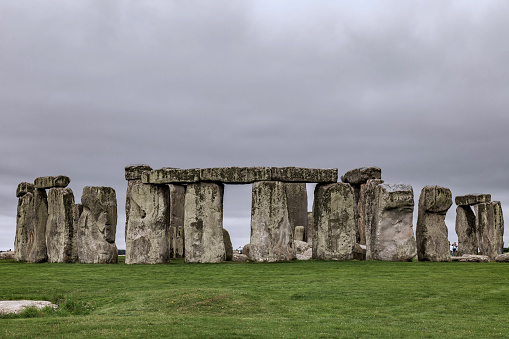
<box><xmin>492</xmin><ymin>201</ymin><xmax>504</xmax><ymax>256</ymax></box>
<box><xmin>78</xmin><ymin>186</ymin><xmax>118</xmax><ymax>264</ymax></box>
<box><xmin>184</xmin><ymin>182</ymin><xmax>225</xmax><ymax>263</ymax></box>
<box><xmin>14</xmin><ymin>183</ymin><xmax>34</xmax><ymax>262</ymax></box>
<box><xmin>455</xmin><ymin>205</ymin><xmax>477</xmax><ymax>256</ymax></box>
<box><xmin>359</xmin><ymin>179</ymin><xmax>384</xmax><ymax>260</ymax></box>
<box><xmin>125</xmin><ymin>182</ymin><xmax>170</xmax><ymax>264</ymax></box>
<box><xmin>169</xmin><ymin>184</ymin><xmax>186</xmax><ymax>258</ymax></box>
<box><xmin>294</xmin><ymin>226</ymin><xmax>305</xmax><ymax>242</ymax></box>
<box><xmin>125</xmin><ymin>164</ymin><xmax>152</xmax><ymax>238</ymax></box>
<box><xmin>223</xmin><ymin>228</ymin><xmax>233</xmax><ymax>261</ymax></box>
<box><xmin>474</xmin><ymin>202</ymin><xmax>495</xmax><ymax>259</ymax></box>
<box><xmin>250</xmin><ymin>181</ymin><xmax>296</xmax><ymax>262</ymax></box>
<box><xmin>312</xmin><ymin>182</ymin><xmax>356</xmax><ymax>261</ymax></box>
<box><xmin>416</xmin><ymin>186</ymin><xmax>452</xmax><ymax>261</ymax></box>
<box><xmin>46</xmin><ymin>187</ymin><xmax>77</xmax><ymax>263</ymax></box>
<box><xmin>307</xmin><ymin>211</ymin><xmax>314</xmax><ymax>245</ymax></box>
<box><xmin>372</xmin><ymin>183</ymin><xmax>416</xmax><ymax>261</ymax></box>
<box><xmin>285</xmin><ymin>183</ymin><xmax>308</xmax><ymax>241</ymax></box>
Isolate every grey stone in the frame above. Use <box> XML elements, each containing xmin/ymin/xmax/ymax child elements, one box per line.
<box><xmin>474</xmin><ymin>202</ymin><xmax>495</xmax><ymax>259</ymax></box>
<box><xmin>242</xmin><ymin>244</ymin><xmax>250</xmax><ymax>257</ymax></box>
<box><xmin>352</xmin><ymin>243</ymin><xmax>367</xmax><ymax>261</ymax></box>
<box><xmin>359</xmin><ymin>179</ymin><xmax>384</xmax><ymax>260</ymax></box>
<box><xmin>285</xmin><ymin>183</ymin><xmax>308</xmax><ymax>238</ymax></box>
<box><xmin>184</xmin><ymin>182</ymin><xmax>225</xmax><ymax>263</ymax></box>
<box><xmin>307</xmin><ymin>211</ymin><xmax>313</xmax><ymax>244</ymax></box>
<box><xmin>46</xmin><ymin>188</ymin><xmax>77</xmax><ymax>263</ymax></box>
<box><xmin>201</xmin><ymin>167</ymin><xmax>271</xmax><ymax>184</ymax></box>
<box><xmin>270</xmin><ymin>167</ymin><xmax>338</xmax><ymax>183</ymax></box>
<box><xmin>233</xmin><ymin>253</ymin><xmax>249</xmax><ymax>262</ymax></box>
<box><xmin>455</xmin><ymin>254</ymin><xmax>490</xmax><ymax>262</ymax></box>
<box><xmin>495</xmin><ymin>253</ymin><xmax>509</xmax><ymax>262</ymax></box>
<box><xmin>34</xmin><ymin>175</ymin><xmax>70</xmax><ymax>189</ymax></box>
<box><xmin>296</xmin><ymin>248</ymin><xmax>313</xmax><ymax>260</ymax></box>
<box><xmin>492</xmin><ymin>201</ymin><xmax>504</xmax><ymax>257</ymax></box>
<box><xmin>168</xmin><ymin>184</ymin><xmax>186</xmax><ymax>259</ymax></box>
<box><xmin>312</xmin><ymin>183</ymin><xmax>356</xmax><ymax>260</ymax></box>
<box><xmin>294</xmin><ymin>240</ymin><xmax>311</xmax><ymax>254</ymax></box>
<box><xmin>341</xmin><ymin>167</ymin><xmax>382</xmax><ymax>185</ymax></box>
<box><xmin>78</xmin><ymin>186</ymin><xmax>118</xmax><ymax>264</ymax></box>
<box><xmin>250</xmin><ymin>181</ymin><xmax>296</xmax><ymax>262</ymax></box>
<box><xmin>455</xmin><ymin>193</ymin><xmax>491</xmax><ymax>206</ymax></box>
<box><xmin>223</xmin><ymin>228</ymin><xmax>233</xmax><ymax>261</ymax></box>
<box><xmin>372</xmin><ymin>183</ymin><xmax>416</xmax><ymax>261</ymax></box>
<box><xmin>294</xmin><ymin>226</ymin><xmax>305</xmax><ymax>242</ymax></box>
<box><xmin>416</xmin><ymin>186</ymin><xmax>452</xmax><ymax>262</ymax></box>
<box><xmin>16</xmin><ymin>182</ymin><xmax>34</xmax><ymax>198</ymax></box>
<box><xmin>142</xmin><ymin>168</ymin><xmax>200</xmax><ymax>184</ymax></box>
<box><xmin>125</xmin><ymin>164</ymin><xmax>152</xmax><ymax>181</ymax></box>
<box><xmin>0</xmin><ymin>251</ymin><xmax>14</xmax><ymax>260</ymax></box>
<box><xmin>455</xmin><ymin>205</ymin><xmax>478</xmax><ymax>256</ymax></box>
<box><xmin>125</xmin><ymin>183</ymin><xmax>170</xmax><ymax>264</ymax></box>
<box><xmin>14</xmin><ymin>192</ymin><xmax>33</xmax><ymax>262</ymax></box>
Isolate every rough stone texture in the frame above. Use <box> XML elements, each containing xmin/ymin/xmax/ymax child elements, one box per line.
<box><xmin>0</xmin><ymin>251</ymin><xmax>14</xmax><ymax>260</ymax></box>
<box><xmin>285</xmin><ymin>183</ymin><xmax>308</xmax><ymax>238</ymax></box>
<box><xmin>372</xmin><ymin>183</ymin><xmax>416</xmax><ymax>261</ymax></box>
<box><xmin>270</xmin><ymin>167</ymin><xmax>338</xmax><ymax>183</ymax></box>
<box><xmin>452</xmin><ymin>254</ymin><xmax>490</xmax><ymax>262</ymax></box>
<box><xmin>0</xmin><ymin>300</ymin><xmax>57</xmax><ymax>314</ymax></box>
<box><xmin>455</xmin><ymin>193</ymin><xmax>491</xmax><ymax>206</ymax></box>
<box><xmin>306</xmin><ymin>212</ymin><xmax>313</xmax><ymax>244</ymax></box>
<box><xmin>416</xmin><ymin>186</ymin><xmax>452</xmax><ymax>261</ymax></box>
<box><xmin>125</xmin><ymin>164</ymin><xmax>152</xmax><ymax>180</ymax></box>
<box><xmin>492</xmin><ymin>201</ymin><xmax>504</xmax><ymax>256</ymax></box>
<box><xmin>455</xmin><ymin>206</ymin><xmax>478</xmax><ymax>256</ymax></box>
<box><xmin>352</xmin><ymin>244</ymin><xmax>366</xmax><ymax>261</ymax></box>
<box><xmin>27</xmin><ymin>189</ymin><xmax>49</xmax><ymax>263</ymax></box>
<box><xmin>474</xmin><ymin>202</ymin><xmax>495</xmax><ymax>259</ymax></box>
<box><xmin>242</xmin><ymin>244</ymin><xmax>250</xmax><ymax>257</ymax></box>
<box><xmin>223</xmin><ymin>229</ymin><xmax>233</xmax><ymax>261</ymax></box>
<box><xmin>495</xmin><ymin>253</ymin><xmax>509</xmax><ymax>262</ymax></box>
<box><xmin>341</xmin><ymin>167</ymin><xmax>382</xmax><ymax>185</ymax></box>
<box><xmin>14</xmin><ymin>192</ymin><xmax>34</xmax><ymax>262</ymax></box>
<box><xmin>46</xmin><ymin>188</ymin><xmax>77</xmax><ymax>263</ymax></box>
<box><xmin>233</xmin><ymin>253</ymin><xmax>248</xmax><ymax>262</ymax></box>
<box><xmin>360</xmin><ymin>179</ymin><xmax>384</xmax><ymax>260</ymax></box>
<box><xmin>142</xmin><ymin>168</ymin><xmax>200</xmax><ymax>184</ymax></box>
<box><xmin>250</xmin><ymin>181</ymin><xmax>296</xmax><ymax>262</ymax></box>
<box><xmin>294</xmin><ymin>226</ymin><xmax>305</xmax><ymax>242</ymax></box>
<box><xmin>16</xmin><ymin>182</ymin><xmax>34</xmax><ymax>198</ymax></box>
<box><xmin>125</xmin><ymin>183</ymin><xmax>170</xmax><ymax>264</ymax></box>
<box><xmin>201</xmin><ymin>167</ymin><xmax>271</xmax><ymax>184</ymax></box>
<box><xmin>34</xmin><ymin>175</ymin><xmax>70</xmax><ymax>189</ymax></box>
<box><xmin>184</xmin><ymin>182</ymin><xmax>225</xmax><ymax>263</ymax></box>
<box><xmin>78</xmin><ymin>186</ymin><xmax>118</xmax><ymax>264</ymax></box>
<box><xmin>295</xmin><ymin>240</ymin><xmax>312</xmax><ymax>260</ymax></box>
<box><xmin>168</xmin><ymin>185</ymin><xmax>186</xmax><ymax>259</ymax></box>
<box><xmin>312</xmin><ymin>183</ymin><xmax>356</xmax><ymax>260</ymax></box>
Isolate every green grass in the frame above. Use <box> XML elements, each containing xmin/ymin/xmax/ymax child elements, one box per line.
<box><xmin>0</xmin><ymin>258</ymin><xmax>508</xmax><ymax>338</ymax></box>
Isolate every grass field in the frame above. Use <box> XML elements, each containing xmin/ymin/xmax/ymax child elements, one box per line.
<box><xmin>0</xmin><ymin>258</ymin><xmax>508</xmax><ymax>338</ymax></box>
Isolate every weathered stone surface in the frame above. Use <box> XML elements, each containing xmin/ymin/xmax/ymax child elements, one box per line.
<box><xmin>0</xmin><ymin>300</ymin><xmax>57</xmax><ymax>314</ymax></box>
<box><xmin>341</xmin><ymin>167</ymin><xmax>382</xmax><ymax>185</ymax></box>
<box><xmin>46</xmin><ymin>188</ymin><xmax>77</xmax><ymax>263</ymax></box>
<box><xmin>453</xmin><ymin>254</ymin><xmax>490</xmax><ymax>262</ymax></box>
<box><xmin>352</xmin><ymin>244</ymin><xmax>366</xmax><ymax>261</ymax></box>
<box><xmin>223</xmin><ymin>229</ymin><xmax>233</xmax><ymax>261</ymax></box>
<box><xmin>142</xmin><ymin>168</ymin><xmax>200</xmax><ymax>184</ymax></box>
<box><xmin>360</xmin><ymin>179</ymin><xmax>384</xmax><ymax>260</ymax></box>
<box><xmin>16</xmin><ymin>182</ymin><xmax>34</xmax><ymax>198</ymax></box>
<box><xmin>125</xmin><ymin>183</ymin><xmax>170</xmax><ymax>264</ymax></box>
<box><xmin>495</xmin><ymin>253</ymin><xmax>509</xmax><ymax>262</ymax></box>
<box><xmin>455</xmin><ymin>193</ymin><xmax>491</xmax><ymax>206</ymax></box>
<box><xmin>455</xmin><ymin>205</ymin><xmax>478</xmax><ymax>256</ymax></box>
<box><xmin>201</xmin><ymin>167</ymin><xmax>271</xmax><ymax>184</ymax></box>
<box><xmin>168</xmin><ymin>184</ymin><xmax>186</xmax><ymax>259</ymax></box>
<box><xmin>233</xmin><ymin>253</ymin><xmax>248</xmax><ymax>262</ymax></box>
<box><xmin>307</xmin><ymin>211</ymin><xmax>313</xmax><ymax>244</ymax></box>
<box><xmin>27</xmin><ymin>189</ymin><xmax>48</xmax><ymax>263</ymax></box>
<box><xmin>125</xmin><ymin>164</ymin><xmax>152</xmax><ymax>181</ymax></box>
<box><xmin>295</xmin><ymin>241</ymin><xmax>312</xmax><ymax>260</ymax></box>
<box><xmin>285</xmin><ymin>183</ymin><xmax>308</xmax><ymax>237</ymax></box>
<box><xmin>372</xmin><ymin>183</ymin><xmax>416</xmax><ymax>261</ymax></box>
<box><xmin>34</xmin><ymin>175</ymin><xmax>70</xmax><ymax>189</ymax></box>
<box><xmin>0</xmin><ymin>251</ymin><xmax>14</xmax><ymax>260</ymax></box>
<box><xmin>294</xmin><ymin>226</ymin><xmax>305</xmax><ymax>242</ymax></box>
<box><xmin>184</xmin><ymin>182</ymin><xmax>225</xmax><ymax>263</ymax></box>
<box><xmin>270</xmin><ymin>167</ymin><xmax>338</xmax><ymax>183</ymax></box>
<box><xmin>416</xmin><ymin>186</ymin><xmax>452</xmax><ymax>262</ymax></box>
<box><xmin>78</xmin><ymin>186</ymin><xmax>118</xmax><ymax>264</ymax></box>
<box><xmin>242</xmin><ymin>244</ymin><xmax>250</xmax><ymax>257</ymax></box>
<box><xmin>474</xmin><ymin>202</ymin><xmax>495</xmax><ymax>258</ymax></box>
<box><xmin>14</xmin><ymin>192</ymin><xmax>34</xmax><ymax>262</ymax></box>
<box><xmin>312</xmin><ymin>183</ymin><xmax>356</xmax><ymax>260</ymax></box>
<box><xmin>492</xmin><ymin>201</ymin><xmax>504</xmax><ymax>257</ymax></box>
<box><xmin>250</xmin><ymin>181</ymin><xmax>296</xmax><ymax>262</ymax></box>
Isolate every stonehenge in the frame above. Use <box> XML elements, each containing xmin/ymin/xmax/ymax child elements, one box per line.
<box><xmin>12</xmin><ymin>165</ymin><xmax>506</xmax><ymax>265</ymax></box>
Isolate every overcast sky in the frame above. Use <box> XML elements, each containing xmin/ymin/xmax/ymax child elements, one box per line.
<box><xmin>1</xmin><ymin>0</ymin><xmax>508</xmax><ymax>251</ymax></box>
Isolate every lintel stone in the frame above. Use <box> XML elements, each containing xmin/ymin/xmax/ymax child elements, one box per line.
<box><xmin>142</xmin><ymin>168</ymin><xmax>200</xmax><ymax>184</ymax></box>
<box><xmin>16</xmin><ymin>182</ymin><xmax>34</xmax><ymax>197</ymax></box>
<box><xmin>125</xmin><ymin>164</ymin><xmax>152</xmax><ymax>180</ymax></box>
<box><xmin>201</xmin><ymin>167</ymin><xmax>271</xmax><ymax>184</ymax></box>
<box><xmin>270</xmin><ymin>167</ymin><xmax>338</xmax><ymax>183</ymax></box>
<box><xmin>341</xmin><ymin>167</ymin><xmax>381</xmax><ymax>185</ymax></box>
<box><xmin>455</xmin><ymin>193</ymin><xmax>491</xmax><ymax>206</ymax></box>
<box><xmin>34</xmin><ymin>176</ymin><xmax>70</xmax><ymax>189</ymax></box>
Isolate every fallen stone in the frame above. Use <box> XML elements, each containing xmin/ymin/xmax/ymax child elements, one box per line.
<box><xmin>416</xmin><ymin>186</ymin><xmax>452</xmax><ymax>262</ymax></box>
<box><xmin>250</xmin><ymin>181</ymin><xmax>296</xmax><ymax>262</ymax></box>
<box><xmin>223</xmin><ymin>228</ymin><xmax>233</xmax><ymax>261</ymax></box>
<box><xmin>495</xmin><ymin>253</ymin><xmax>509</xmax><ymax>262</ymax></box>
<box><xmin>78</xmin><ymin>186</ymin><xmax>118</xmax><ymax>264</ymax></box>
<box><xmin>16</xmin><ymin>182</ymin><xmax>34</xmax><ymax>198</ymax></box>
<box><xmin>168</xmin><ymin>184</ymin><xmax>186</xmax><ymax>259</ymax></box>
<box><xmin>455</xmin><ymin>254</ymin><xmax>490</xmax><ymax>262</ymax></box>
<box><xmin>455</xmin><ymin>193</ymin><xmax>491</xmax><ymax>206</ymax></box>
<box><xmin>142</xmin><ymin>168</ymin><xmax>200</xmax><ymax>184</ymax></box>
<box><xmin>232</xmin><ymin>253</ymin><xmax>248</xmax><ymax>262</ymax></box>
<box><xmin>125</xmin><ymin>164</ymin><xmax>152</xmax><ymax>181</ymax></box>
<box><xmin>312</xmin><ymin>182</ymin><xmax>356</xmax><ymax>260</ymax></box>
<box><xmin>125</xmin><ymin>183</ymin><xmax>170</xmax><ymax>264</ymax></box>
<box><xmin>296</xmin><ymin>248</ymin><xmax>313</xmax><ymax>260</ymax></box>
<box><xmin>341</xmin><ymin>167</ymin><xmax>382</xmax><ymax>185</ymax></box>
<box><xmin>492</xmin><ymin>201</ymin><xmax>504</xmax><ymax>257</ymax></box>
<box><xmin>294</xmin><ymin>226</ymin><xmax>305</xmax><ymax>242</ymax></box>
<box><xmin>242</xmin><ymin>244</ymin><xmax>250</xmax><ymax>258</ymax></box>
<box><xmin>46</xmin><ymin>188</ymin><xmax>77</xmax><ymax>263</ymax></box>
<box><xmin>270</xmin><ymin>167</ymin><xmax>338</xmax><ymax>183</ymax></box>
<box><xmin>0</xmin><ymin>300</ymin><xmax>57</xmax><ymax>314</ymax></box>
<box><xmin>200</xmin><ymin>167</ymin><xmax>271</xmax><ymax>184</ymax></box>
<box><xmin>455</xmin><ymin>205</ymin><xmax>478</xmax><ymax>256</ymax></box>
<box><xmin>34</xmin><ymin>175</ymin><xmax>70</xmax><ymax>189</ymax></box>
<box><xmin>359</xmin><ymin>179</ymin><xmax>384</xmax><ymax>260</ymax></box>
<box><xmin>294</xmin><ymin>240</ymin><xmax>311</xmax><ymax>254</ymax></box>
<box><xmin>352</xmin><ymin>243</ymin><xmax>366</xmax><ymax>260</ymax></box>
<box><xmin>184</xmin><ymin>182</ymin><xmax>225</xmax><ymax>263</ymax></box>
<box><xmin>0</xmin><ymin>251</ymin><xmax>14</xmax><ymax>260</ymax></box>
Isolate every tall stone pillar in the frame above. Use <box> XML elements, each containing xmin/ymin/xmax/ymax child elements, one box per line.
<box><xmin>250</xmin><ymin>181</ymin><xmax>295</xmax><ymax>262</ymax></box>
<box><xmin>455</xmin><ymin>194</ymin><xmax>492</xmax><ymax>257</ymax></box>
<box><xmin>184</xmin><ymin>182</ymin><xmax>225</xmax><ymax>263</ymax></box>
<box><xmin>14</xmin><ymin>183</ymin><xmax>35</xmax><ymax>262</ymax></box>
<box><xmin>125</xmin><ymin>164</ymin><xmax>153</xmax><ymax>239</ymax></box>
<box><xmin>474</xmin><ymin>202</ymin><xmax>495</xmax><ymax>259</ymax></box>
<box><xmin>416</xmin><ymin>186</ymin><xmax>452</xmax><ymax>261</ymax></box>
<box><xmin>285</xmin><ymin>183</ymin><xmax>308</xmax><ymax>241</ymax></box>
<box><xmin>359</xmin><ymin>179</ymin><xmax>384</xmax><ymax>260</ymax></box>
<box><xmin>312</xmin><ymin>182</ymin><xmax>356</xmax><ymax>260</ymax></box>
<box><xmin>46</xmin><ymin>187</ymin><xmax>77</xmax><ymax>263</ymax></box>
<box><xmin>78</xmin><ymin>186</ymin><xmax>118</xmax><ymax>264</ymax></box>
<box><xmin>455</xmin><ymin>205</ymin><xmax>477</xmax><ymax>256</ymax></box>
<box><xmin>492</xmin><ymin>201</ymin><xmax>504</xmax><ymax>256</ymax></box>
<box><xmin>169</xmin><ymin>184</ymin><xmax>186</xmax><ymax>258</ymax></box>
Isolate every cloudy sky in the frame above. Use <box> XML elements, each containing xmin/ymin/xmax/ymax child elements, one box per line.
<box><xmin>1</xmin><ymin>0</ymin><xmax>508</xmax><ymax>251</ymax></box>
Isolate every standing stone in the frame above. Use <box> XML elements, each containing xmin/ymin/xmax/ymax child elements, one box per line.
<box><xmin>474</xmin><ymin>202</ymin><xmax>495</xmax><ymax>259</ymax></box>
<box><xmin>492</xmin><ymin>201</ymin><xmax>504</xmax><ymax>256</ymax></box>
<box><xmin>46</xmin><ymin>188</ymin><xmax>77</xmax><ymax>263</ymax></box>
<box><xmin>455</xmin><ymin>205</ymin><xmax>478</xmax><ymax>256</ymax></box>
<box><xmin>125</xmin><ymin>165</ymin><xmax>152</xmax><ymax>244</ymax></box>
<box><xmin>29</xmin><ymin>189</ymin><xmax>49</xmax><ymax>263</ymax></box>
<box><xmin>14</xmin><ymin>191</ymin><xmax>34</xmax><ymax>262</ymax></box>
<box><xmin>294</xmin><ymin>226</ymin><xmax>305</xmax><ymax>242</ymax></box>
<box><xmin>223</xmin><ymin>228</ymin><xmax>233</xmax><ymax>261</ymax></box>
<box><xmin>78</xmin><ymin>187</ymin><xmax>118</xmax><ymax>264</ymax></box>
<box><xmin>360</xmin><ymin>179</ymin><xmax>384</xmax><ymax>260</ymax></box>
<box><xmin>285</xmin><ymin>183</ymin><xmax>308</xmax><ymax>240</ymax></box>
<box><xmin>125</xmin><ymin>183</ymin><xmax>169</xmax><ymax>264</ymax></box>
<box><xmin>307</xmin><ymin>211</ymin><xmax>313</xmax><ymax>245</ymax></box>
<box><xmin>372</xmin><ymin>183</ymin><xmax>416</xmax><ymax>261</ymax></box>
<box><xmin>416</xmin><ymin>186</ymin><xmax>452</xmax><ymax>261</ymax></box>
<box><xmin>312</xmin><ymin>183</ymin><xmax>356</xmax><ymax>260</ymax></box>
<box><xmin>168</xmin><ymin>184</ymin><xmax>186</xmax><ymax>258</ymax></box>
<box><xmin>184</xmin><ymin>182</ymin><xmax>225</xmax><ymax>263</ymax></box>
<box><xmin>250</xmin><ymin>181</ymin><xmax>296</xmax><ymax>262</ymax></box>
